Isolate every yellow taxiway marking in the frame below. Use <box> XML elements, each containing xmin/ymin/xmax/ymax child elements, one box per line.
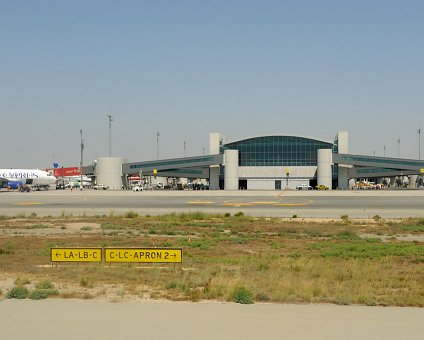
<box><xmin>14</xmin><ymin>202</ymin><xmax>46</xmax><ymax>206</ymax></box>
<box><xmin>188</xmin><ymin>201</ymin><xmax>215</xmax><ymax>205</ymax></box>
<box><xmin>222</xmin><ymin>202</ymin><xmax>254</xmax><ymax>207</ymax></box>
<box><xmin>272</xmin><ymin>199</ymin><xmax>314</xmax><ymax>207</ymax></box>
<box><xmin>222</xmin><ymin>199</ymin><xmax>313</xmax><ymax>207</ymax></box>
<box><xmin>272</xmin><ymin>203</ymin><xmax>308</xmax><ymax>206</ymax></box>
<box><xmin>187</xmin><ymin>199</ymin><xmax>313</xmax><ymax>208</ymax></box>
<box><xmin>250</xmin><ymin>201</ymin><xmax>281</xmax><ymax>205</ymax></box>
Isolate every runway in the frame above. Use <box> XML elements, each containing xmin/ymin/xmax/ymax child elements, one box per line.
<box><xmin>1</xmin><ymin>189</ymin><xmax>424</xmax><ymax>218</ymax></box>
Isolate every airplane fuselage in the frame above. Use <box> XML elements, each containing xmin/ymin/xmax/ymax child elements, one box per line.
<box><xmin>0</xmin><ymin>169</ymin><xmax>57</xmax><ymax>188</ymax></box>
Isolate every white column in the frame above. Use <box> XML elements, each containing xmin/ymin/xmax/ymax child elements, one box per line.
<box><xmin>336</xmin><ymin>131</ymin><xmax>349</xmax><ymax>153</ymax></box>
<box><xmin>317</xmin><ymin>149</ymin><xmax>332</xmax><ymax>190</ymax></box>
<box><xmin>96</xmin><ymin>157</ymin><xmax>126</xmax><ymax>190</ymax></box>
<box><xmin>409</xmin><ymin>175</ymin><xmax>418</xmax><ymax>189</ymax></box>
<box><xmin>224</xmin><ymin>150</ymin><xmax>239</xmax><ymax>190</ymax></box>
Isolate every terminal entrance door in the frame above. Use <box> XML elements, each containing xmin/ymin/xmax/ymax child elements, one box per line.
<box><xmin>239</xmin><ymin>180</ymin><xmax>247</xmax><ymax>190</ymax></box>
<box><xmin>275</xmin><ymin>180</ymin><xmax>281</xmax><ymax>190</ymax></box>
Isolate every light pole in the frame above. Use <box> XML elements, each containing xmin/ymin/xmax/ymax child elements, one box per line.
<box><xmin>156</xmin><ymin>132</ymin><xmax>160</xmax><ymax>160</ymax></box>
<box><xmin>203</xmin><ymin>147</ymin><xmax>205</xmax><ymax>156</ymax></box>
<box><xmin>397</xmin><ymin>139</ymin><xmax>400</xmax><ymax>158</ymax></box>
<box><xmin>107</xmin><ymin>114</ymin><xmax>113</xmax><ymax>157</ymax></box>
<box><xmin>80</xmin><ymin>130</ymin><xmax>84</xmax><ymax>191</ymax></box>
<box><xmin>418</xmin><ymin>129</ymin><xmax>422</xmax><ymax>160</ymax></box>
<box><xmin>383</xmin><ymin>146</ymin><xmax>386</xmax><ymax>157</ymax></box>
<box><xmin>184</xmin><ymin>141</ymin><xmax>186</xmax><ymax>157</ymax></box>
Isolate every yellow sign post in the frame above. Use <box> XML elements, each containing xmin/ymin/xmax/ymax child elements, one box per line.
<box><xmin>51</xmin><ymin>248</ymin><xmax>102</xmax><ymax>262</ymax></box>
<box><xmin>420</xmin><ymin>168</ymin><xmax>424</xmax><ymax>174</ymax></box>
<box><xmin>105</xmin><ymin>248</ymin><xmax>182</xmax><ymax>263</ymax></box>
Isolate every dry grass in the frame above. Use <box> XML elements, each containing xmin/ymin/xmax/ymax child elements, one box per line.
<box><xmin>0</xmin><ymin>213</ymin><xmax>423</xmax><ymax>306</ymax></box>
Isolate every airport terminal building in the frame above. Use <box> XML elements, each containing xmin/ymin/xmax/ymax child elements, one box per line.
<box><xmin>90</xmin><ymin>131</ymin><xmax>424</xmax><ymax>190</ymax></box>
<box><xmin>207</xmin><ymin>131</ymin><xmax>349</xmax><ymax>190</ymax></box>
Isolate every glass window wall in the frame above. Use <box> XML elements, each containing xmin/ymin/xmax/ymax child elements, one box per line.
<box><xmin>222</xmin><ymin>136</ymin><xmax>333</xmax><ymax>167</ymax></box>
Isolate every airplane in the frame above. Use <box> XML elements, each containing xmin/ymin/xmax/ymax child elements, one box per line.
<box><xmin>0</xmin><ymin>169</ymin><xmax>57</xmax><ymax>190</ymax></box>
<box><xmin>59</xmin><ymin>176</ymin><xmax>92</xmax><ymax>189</ymax></box>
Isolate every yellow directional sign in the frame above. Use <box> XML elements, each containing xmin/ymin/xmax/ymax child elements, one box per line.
<box><xmin>105</xmin><ymin>248</ymin><xmax>182</xmax><ymax>263</ymax></box>
<box><xmin>51</xmin><ymin>248</ymin><xmax>102</xmax><ymax>262</ymax></box>
<box><xmin>420</xmin><ymin>168</ymin><xmax>424</xmax><ymax>174</ymax></box>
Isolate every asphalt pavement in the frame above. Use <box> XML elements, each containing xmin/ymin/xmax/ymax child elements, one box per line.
<box><xmin>0</xmin><ymin>300</ymin><xmax>423</xmax><ymax>340</ymax></box>
<box><xmin>1</xmin><ymin>189</ymin><xmax>424</xmax><ymax>218</ymax></box>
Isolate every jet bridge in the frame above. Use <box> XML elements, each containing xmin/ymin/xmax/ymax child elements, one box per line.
<box><xmin>333</xmin><ymin>153</ymin><xmax>424</xmax><ymax>176</ymax></box>
<box><xmin>122</xmin><ymin>154</ymin><xmax>224</xmax><ymax>179</ymax></box>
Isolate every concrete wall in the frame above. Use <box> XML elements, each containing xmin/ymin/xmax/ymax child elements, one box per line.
<box><xmin>239</xmin><ymin>166</ymin><xmax>316</xmax><ymax>189</ymax></box>
<box><xmin>247</xmin><ymin>180</ymin><xmax>276</xmax><ymax>190</ymax></box>
<box><xmin>209</xmin><ymin>133</ymin><xmax>226</xmax><ymax>190</ymax></box>
<box><xmin>96</xmin><ymin>157</ymin><xmax>127</xmax><ymax>190</ymax></box>
<box><xmin>209</xmin><ymin>132</ymin><xmax>226</xmax><ymax>155</ymax></box>
<box><xmin>247</xmin><ymin>179</ymin><xmax>308</xmax><ymax>190</ymax></box>
<box><xmin>209</xmin><ymin>166</ymin><xmax>220</xmax><ymax>190</ymax></box>
<box><xmin>238</xmin><ymin>166</ymin><xmax>317</xmax><ymax>179</ymax></box>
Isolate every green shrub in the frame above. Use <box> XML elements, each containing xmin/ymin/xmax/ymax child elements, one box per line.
<box><xmin>125</xmin><ymin>211</ymin><xmax>139</xmax><ymax>218</ymax></box>
<box><xmin>232</xmin><ymin>286</ymin><xmax>254</xmax><ymax>304</ymax></box>
<box><xmin>166</xmin><ymin>281</ymin><xmax>177</xmax><ymax>289</ymax></box>
<box><xmin>224</xmin><ymin>213</ymin><xmax>231</xmax><ymax>218</ymax></box>
<box><xmin>80</xmin><ymin>226</ymin><xmax>93</xmax><ymax>231</ymax></box>
<box><xmin>7</xmin><ymin>286</ymin><xmax>29</xmax><ymax>299</ymax></box>
<box><xmin>35</xmin><ymin>280</ymin><xmax>54</xmax><ymax>290</ymax></box>
<box><xmin>335</xmin><ymin>230</ymin><xmax>360</xmax><ymax>240</ymax></box>
<box><xmin>101</xmin><ymin>223</ymin><xmax>124</xmax><ymax>230</ymax></box>
<box><xmin>292</xmin><ymin>214</ymin><xmax>298</xmax><ymax>219</ymax></box>
<box><xmin>29</xmin><ymin>289</ymin><xmax>59</xmax><ymax>300</ymax></box>
<box><xmin>340</xmin><ymin>214</ymin><xmax>349</xmax><ymax>222</ymax></box>
<box><xmin>400</xmin><ymin>225</ymin><xmax>424</xmax><ymax>232</ymax></box>
<box><xmin>14</xmin><ymin>277</ymin><xmax>30</xmax><ymax>286</ymax></box>
<box><xmin>373</xmin><ymin>215</ymin><xmax>381</xmax><ymax>222</ymax></box>
<box><xmin>234</xmin><ymin>211</ymin><xmax>244</xmax><ymax>218</ymax></box>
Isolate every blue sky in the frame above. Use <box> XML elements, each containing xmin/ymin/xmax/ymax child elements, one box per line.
<box><xmin>1</xmin><ymin>0</ymin><xmax>423</xmax><ymax>168</ymax></box>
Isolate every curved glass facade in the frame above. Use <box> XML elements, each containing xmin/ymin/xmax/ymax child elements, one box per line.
<box><xmin>222</xmin><ymin>136</ymin><xmax>334</xmax><ymax>166</ymax></box>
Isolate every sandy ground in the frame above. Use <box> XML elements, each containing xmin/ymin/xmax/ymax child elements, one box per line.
<box><xmin>0</xmin><ymin>300</ymin><xmax>423</xmax><ymax>340</ymax></box>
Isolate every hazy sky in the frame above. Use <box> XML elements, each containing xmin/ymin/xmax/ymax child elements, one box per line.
<box><xmin>1</xmin><ymin>0</ymin><xmax>423</xmax><ymax>168</ymax></box>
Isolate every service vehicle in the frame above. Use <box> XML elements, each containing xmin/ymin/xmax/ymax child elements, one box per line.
<box><xmin>296</xmin><ymin>184</ymin><xmax>313</xmax><ymax>190</ymax></box>
<box><xmin>93</xmin><ymin>184</ymin><xmax>108</xmax><ymax>190</ymax></box>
